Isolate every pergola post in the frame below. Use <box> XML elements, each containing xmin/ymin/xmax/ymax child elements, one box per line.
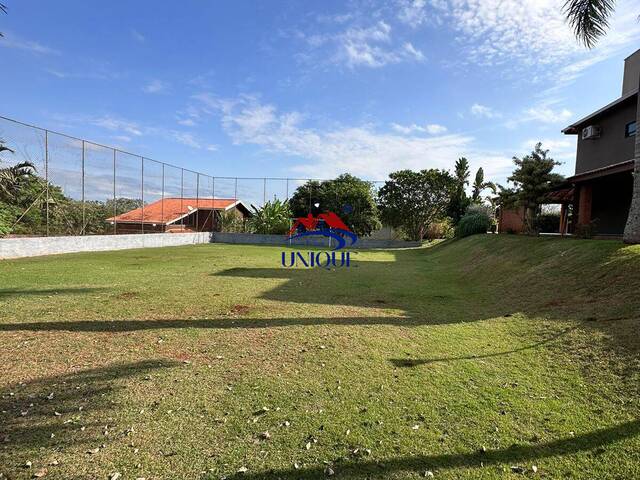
<box><xmin>559</xmin><ymin>203</ymin><xmax>568</xmax><ymax>235</ymax></box>
<box><xmin>577</xmin><ymin>184</ymin><xmax>593</xmax><ymax>226</ymax></box>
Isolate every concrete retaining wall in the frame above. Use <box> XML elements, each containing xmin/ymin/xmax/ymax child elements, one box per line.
<box><xmin>213</xmin><ymin>232</ymin><xmax>420</xmax><ymax>249</ymax></box>
<box><xmin>0</xmin><ymin>232</ymin><xmax>213</xmax><ymax>259</ymax></box>
<box><xmin>0</xmin><ymin>231</ymin><xmax>420</xmax><ymax>260</ymax></box>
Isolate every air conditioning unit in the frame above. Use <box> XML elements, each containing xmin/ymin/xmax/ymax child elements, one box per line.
<box><xmin>582</xmin><ymin>125</ymin><xmax>601</xmax><ymax>140</ymax></box>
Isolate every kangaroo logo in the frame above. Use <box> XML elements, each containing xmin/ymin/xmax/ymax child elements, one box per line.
<box><xmin>286</xmin><ymin>211</ymin><xmax>357</xmax><ymax>250</ymax></box>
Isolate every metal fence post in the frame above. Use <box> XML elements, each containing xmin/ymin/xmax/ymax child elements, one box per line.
<box><xmin>113</xmin><ymin>149</ymin><xmax>117</xmax><ymax>235</ymax></box>
<box><xmin>45</xmin><ymin>130</ymin><xmax>49</xmax><ymax>237</ymax></box>
<box><xmin>141</xmin><ymin>156</ymin><xmax>145</xmax><ymax>234</ymax></box>
<box><xmin>263</xmin><ymin>177</ymin><xmax>266</xmax><ymax>205</ymax></box>
<box><xmin>196</xmin><ymin>172</ymin><xmax>200</xmax><ymax>232</ymax></box>
<box><xmin>212</xmin><ymin>176</ymin><xmax>216</xmax><ymax>232</ymax></box>
<box><xmin>180</xmin><ymin>168</ymin><xmax>184</xmax><ymax>231</ymax></box>
<box><xmin>81</xmin><ymin>140</ymin><xmax>85</xmax><ymax>235</ymax></box>
<box><xmin>161</xmin><ymin>163</ymin><xmax>165</xmax><ymax>233</ymax></box>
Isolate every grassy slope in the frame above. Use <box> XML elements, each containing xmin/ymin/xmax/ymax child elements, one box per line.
<box><xmin>0</xmin><ymin>236</ymin><xmax>639</xmax><ymax>479</ymax></box>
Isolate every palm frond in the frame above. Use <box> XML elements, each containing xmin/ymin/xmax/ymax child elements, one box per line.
<box><xmin>563</xmin><ymin>0</ymin><xmax>616</xmax><ymax>48</ymax></box>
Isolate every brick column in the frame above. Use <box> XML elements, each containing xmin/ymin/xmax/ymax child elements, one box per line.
<box><xmin>578</xmin><ymin>184</ymin><xmax>593</xmax><ymax>226</ymax></box>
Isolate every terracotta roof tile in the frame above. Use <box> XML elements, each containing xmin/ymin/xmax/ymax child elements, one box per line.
<box><xmin>107</xmin><ymin>197</ymin><xmax>239</xmax><ymax>224</ymax></box>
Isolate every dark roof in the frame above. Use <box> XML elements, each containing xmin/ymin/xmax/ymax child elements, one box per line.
<box><xmin>562</xmin><ymin>89</ymin><xmax>638</xmax><ymax>134</ymax></box>
<box><xmin>545</xmin><ymin>187</ymin><xmax>574</xmax><ymax>204</ymax></box>
<box><xmin>566</xmin><ymin>159</ymin><xmax>634</xmax><ymax>183</ymax></box>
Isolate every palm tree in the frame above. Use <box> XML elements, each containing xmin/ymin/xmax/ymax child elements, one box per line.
<box><xmin>564</xmin><ymin>0</ymin><xmax>640</xmax><ymax>243</ymax></box>
<box><xmin>0</xmin><ymin>3</ymin><xmax>7</xmax><ymax>37</ymax></box>
<box><xmin>0</xmin><ymin>140</ymin><xmax>36</xmax><ymax>200</ymax></box>
<box><xmin>454</xmin><ymin>157</ymin><xmax>470</xmax><ymax>188</ymax></box>
<box><xmin>471</xmin><ymin>167</ymin><xmax>496</xmax><ymax>203</ymax></box>
<box><xmin>448</xmin><ymin>157</ymin><xmax>471</xmax><ymax>223</ymax></box>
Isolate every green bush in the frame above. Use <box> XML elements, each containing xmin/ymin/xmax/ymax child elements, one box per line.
<box><xmin>455</xmin><ymin>212</ymin><xmax>492</xmax><ymax>238</ymax></box>
<box><xmin>248</xmin><ymin>199</ymin><xmax>292</xmax><ymax>235</ymax></box>
<box><xmin>217</xmin><ymin>210</ymin><xmax>248</xmax><ymax>233</ymax></box>
<box><xmin>426</xmin><ymin>218</ymin><xmax>454</xmax><ymax>240</ymax></box>
<box><xmin>0</xmin><ymin>202</ymin><xmax>14</xmax><ymax>237</ymax></box>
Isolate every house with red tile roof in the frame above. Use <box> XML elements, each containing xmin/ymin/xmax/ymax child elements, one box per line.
<box><xmin>106</xmin><ymin>197</ymin><xmax>251</xmax><ymax>234</ymax></box>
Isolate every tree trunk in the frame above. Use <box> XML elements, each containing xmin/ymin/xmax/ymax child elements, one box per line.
<box><xmin>623</xmin><ymin>84</ymin><xmax>640</xmax><ymax>244</ymax></box>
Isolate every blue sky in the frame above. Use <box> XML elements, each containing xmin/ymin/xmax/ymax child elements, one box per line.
<box><xmin>1</xmin><ymin>0</ymin><xmax>639</xmax><ymax>192</ymax></box>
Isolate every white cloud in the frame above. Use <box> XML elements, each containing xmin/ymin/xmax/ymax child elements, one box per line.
<box><xmin>0</xmin><ymin>31</ymin><xmax>60</xmax><ymax>55</ymax></box>
<box><xmin>391</xmin><ymin>123</ymin><xmax>424</xmax><ymax>134</ymax></box>
<box><xmin>523</xmin><ymin>105</ymin><xmax>573</xmax><ymax>124</ymax></box>
<box><xmin>522</xmin><ymin>138</ymin><xmax>575</xmax><ymax>162</ymax></box>
<box><xmin>426</xmin><ymin>124</ymin><xmax>447</xmax><ymax>134</ymax></box>
<box><xmin>470</xmin><ymin>103</ymin><xmax>500</xmax><ymax>119</ymax></box>
<box><xmin>391</xmin><ymin>122</ymin><xmax>447</xmax><ymax>135</ymax></box>
<box><xmin>131</xmin><ymin>29</ymin><xmax>145</xmax><ymax>43</ymax></box>
<box><xmin>206</xmin><ymin>144</ymin><xmax>218</xmax><ymax>152</ymax></box>
<box><xmin>299</xmin><ymin>19</ymin><xmax>425</xmax><ymax>68</ymax></box>
<box><xmin>398</xmin><ymin>0</ymin><xmax>427</xmax><ymax>27</ymax></box>
<box><xmin>172</xmin><ymin>132</ymin><xmax>201</xmax><ymax>149</ymax></box>
<box><xmin>195</xmin><ymin>94</ymin><xmax>513</xmax><ymax>181</ymax></box>
<box><xmin>143</xmin><ymin>79</ymin><xmax>168</xmax><ymax>94</ymax></box>
<box><xmin>397</xmin><ymin>0</ymin><xmax>640</xmax><ymax>89</ymax></box>
<box><xmin>177</xmin><ymin>118</ymin><xmax>196</xmax><ymax>127</ymax></box>
<box><xmin>338</xmin><ymin>21</ymin><xmax>425</xmax><ymax>68</ymax></box>
<box><xmin>92</xmin><ymin>116</ymin><xmax>143</xmax><ymax>136</ymax></box>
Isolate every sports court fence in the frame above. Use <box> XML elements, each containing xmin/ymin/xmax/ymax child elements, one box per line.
<box><xmin>0</xmin><ymin>115</ymin><xmax>390</xmax><ymax>238</ymax></box>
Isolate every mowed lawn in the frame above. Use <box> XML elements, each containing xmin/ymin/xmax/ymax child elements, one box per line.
<box><xmin>1</xmin><ymin>237</ymin><xmax>640</xmax><ymax>479</ymax></box>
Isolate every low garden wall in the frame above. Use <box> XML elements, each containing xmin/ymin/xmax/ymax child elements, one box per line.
<box><xmin>0</xmin><ymin>232</ymin><xmax>213</xmax><ymax>259</ymax></box>
<box><xmin>0</xmin><ymin>231</ymin><xmax>420</xmax><ymax>259</ymax></box>
<box><xmin>213</xmin><ymin>232</ymin><xmax>420</xmax><ymax>249</ymax></box>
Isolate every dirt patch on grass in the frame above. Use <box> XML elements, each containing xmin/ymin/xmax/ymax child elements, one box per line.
<box><xmin>114</xmin><ymin>291</ymin><xmax>139</xmax><ymax>300</ymax></box>
<box><xmin>228</xmin><ymin>304</ymin><xmax>251</xmax><ymax>316</ymax></box>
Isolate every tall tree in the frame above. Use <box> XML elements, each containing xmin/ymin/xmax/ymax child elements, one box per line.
<box><xmin>505</xmin><ymin>143</ymin><xmax>564</xmax><ymax>232</ymax></box>
<box><xmin>378</xmin><ymin>169</ymin><xmax>456</xmax><ymax>241</ymax></box>
<box><xmin>289</xmin><ymin>174</ymin><xmax>381</xmax><ymax>237</ymax></box>
<box><xmin>448</xmin><ymin>157</ymin><xmax>471</xmax><ymax>223</ymax></box>
<box><xmin>564</xmin><ymin>0</ymin><xmax>640</xmax><ymax>243</ymax></box>
<box><xmin>471</xmin><ymin>167</ymin><xmax>496</xmax><ymax>203</ymax></box>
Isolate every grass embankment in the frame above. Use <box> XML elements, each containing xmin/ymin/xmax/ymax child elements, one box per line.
<box><xmin>0</xmin><ymin>236</ymin><xmax>639</xmax><ymax>479</ymax></box>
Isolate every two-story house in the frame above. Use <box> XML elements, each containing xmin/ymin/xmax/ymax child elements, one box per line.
<box><xmin>561</xmin><ymin>49</ymin><xmax>639</xmax><ymax>236</ymax></box>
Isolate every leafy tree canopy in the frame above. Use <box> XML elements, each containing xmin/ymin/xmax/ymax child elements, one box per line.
<box><xmin>378</xmin><ymin>169</ymin><xmax>456</xmax><ymax>241</ymax></box>
<box><xmin>496</xmin><ymin>142</ymin><xmax>564</xmax><ymax>233</ymax></box>
<box><xmin>507</xmin><ymin>142</ymin><xmax>564</xmax><ymax>209</ymax></box>
<box><xmin>289</xmin><ymin>174</ymin><xmax>381</xmax><ymax>237</ymax></box>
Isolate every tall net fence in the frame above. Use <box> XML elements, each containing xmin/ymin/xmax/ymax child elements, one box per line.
<box><xmin>0</xmin><ymin>115</ymin><xmax>392</xmax><ymax>238</ymax></box>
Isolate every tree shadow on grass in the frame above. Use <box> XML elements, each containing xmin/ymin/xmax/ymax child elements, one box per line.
<box><xmin>0</xmin><ymin>316</ymin><xmax>422</xmax><ymax>333</ymax></box>
<box><xmin>0</xmin><ymin>287</ymin><xmax>107</xmax><ymax>299</ymax></box>
<box><xmin>216</xmin><ymin>419</ymin><xmax>640</xmax><ymax>479</ymax></box>
<box><xmin>0</xmin><ymin>360</ymin><xmax>179</xmax><ymax>469</ymax></box>
<box><xmin>389</xmin><ymin>324</ymin><xmax>581</xmax><ymax>368</ymax></box>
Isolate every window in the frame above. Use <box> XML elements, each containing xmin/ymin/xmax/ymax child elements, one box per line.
<box><xmin>626</xmin><ymin>121</ymin><xmax>637</xmax><ymax>137</ymax></box>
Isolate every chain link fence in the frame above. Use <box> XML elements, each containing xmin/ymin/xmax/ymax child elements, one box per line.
<box><xmin>0</xmin><ymin>115</ymin><xmax>394</xmax><ymax>239</ymax></box>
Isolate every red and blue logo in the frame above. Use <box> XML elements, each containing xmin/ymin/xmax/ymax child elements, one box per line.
<box><xmin>286</xmin><ymin>211</ymin><xmax>358</xmax><ymax>250</ymax></box>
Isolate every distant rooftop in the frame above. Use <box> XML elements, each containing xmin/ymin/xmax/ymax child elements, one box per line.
<box><xmin>107</xmin><ymin>198</ymin><xmax>249</xmax><ymax>224</ymax></box>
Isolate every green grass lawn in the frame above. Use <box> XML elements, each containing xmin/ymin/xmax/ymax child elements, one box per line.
<box><xmin>1</xmin><ymin>236</ymin><xmax>640</xmax><ymax>479</ymax></box>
